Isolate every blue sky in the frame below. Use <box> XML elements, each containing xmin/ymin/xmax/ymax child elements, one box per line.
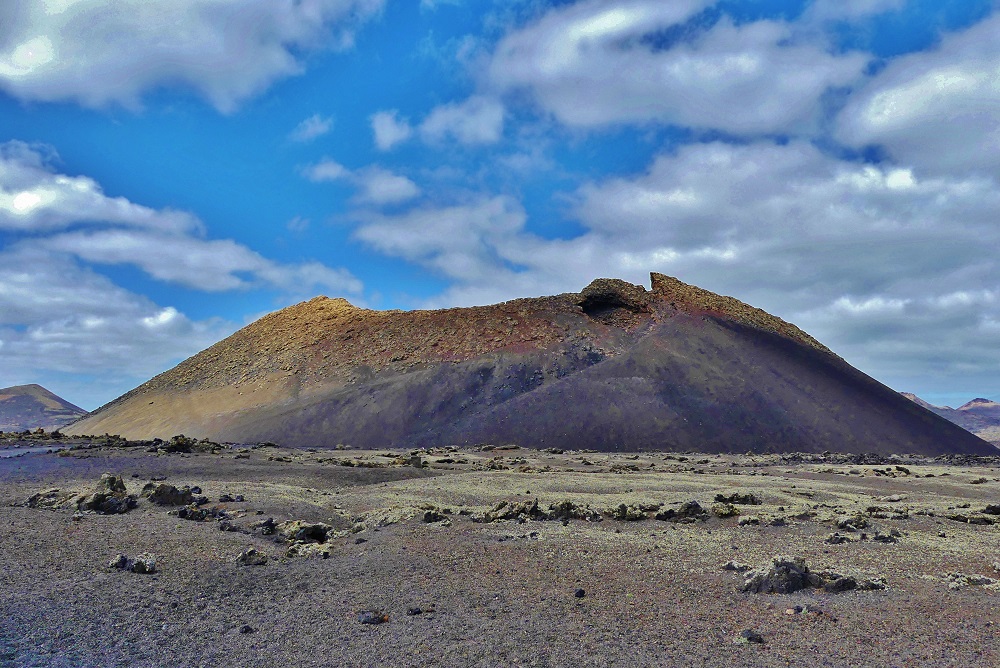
<box><xmin>1</xmin><ymin>0</ymin><xmax>999</xmax><ymax>410</ymax></box>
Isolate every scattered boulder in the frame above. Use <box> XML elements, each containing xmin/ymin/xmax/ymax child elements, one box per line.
<box><xmin>277</xmin><ymin>520</ymin><xmax>343</xmax><ymax>558</ymax></box>
<box><xmin>836</xmin><ymin>514</ymin><xmax>869</xmax><ymax>532</ymax></box>
<box><xmin>607</xmin><ymin>503</ymin><xmax>648</xmax><ymax>521</ymax></box>
<box><xmin>475</xmin><ymin>499</ymin><xmax>605</xmax><ymax>524</ymax></box>
<box><xmin>76</xmin><ymin>474</ymin><xmax>137</xmax><ymax>515</ymax></box>
<box><xmin>108</xmin><ymin>552</ymin><xmax>157</xmax><ymax>574</ymax></box>
<box><xmin>944</xmin><ymin>573</ymin><xmax>1000</xmax><ymax>591</ymax></box>
<box><xmin>740</xmin><ymin>556</ymin><xmax>886</xmax><ymax>594</ymax></box>
<box><xmin>25</xmin><ymin>488</ymin><xmax>75</xmax><ymax>510</ymax></box>
<box><xmin>722</xmin><ymin>561</ymin><xmax>751</xmax><ymax>572</ymax></box>
<box><xmin>714</xmin><ymin>492</ymin><xmax>762</xmax><ymax>505</ymax></box>
<box><xmin>735</xmin><ymin>630</ymin><xmax>765</xmax><ymax>645</ymax></box>
<box><xmin>655</xmin><ymin>501</ymin><xmax>708</xmax><ymax>523</ymax></box>
<box><xmin>141</xmin><ymin>482</ymin><xmax>203</xmax><ymax>506</ymax></box>
<box><xmin>235</xmin><ymin>548</ymin><xmax>268</xmax><ymax>566</ymax></box>
<box><xmin>161</xmin><ymin>434</ymin><xmax>220</xmax><ymax>453</ymax></box>
<box><xmin>548</xmin><ymin>500</ymin><xmax>603</xmax><ymax>523</ymax></box>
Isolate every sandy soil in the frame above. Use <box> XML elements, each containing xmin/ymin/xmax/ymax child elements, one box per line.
<box><xmin>1</xmin><ymin>441</ymin><xmax>998</xmax><ymax>667</ymax></box>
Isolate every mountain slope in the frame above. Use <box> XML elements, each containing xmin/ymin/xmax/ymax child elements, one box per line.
<box><xmin>0</xmin><ymin>384</ymin><xmax>87</xmax><ymax>432</ymax></box>
<box><xmin>70</xmin><ymin>274</ymin><xmax>994</xmax><ymax>455</ymax></box>
<box><xmin>902</xmin><ymin>393</ymin><xmax>1000</xmax><ymax>445</ymax></box>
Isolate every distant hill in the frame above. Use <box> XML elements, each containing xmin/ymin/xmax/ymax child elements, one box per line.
<box><xmin>901</xmin><ymin>394</ymin><xmax>1000</xmax><ymax>445</ymax></box>
<box><xmin>0</xmin><ymin>384</ymin><xmax>87</xmax><ymax>432</ymax></box>
<box><xmin>71</xmin><ymin>273</ymin><xmax>994</xmax><ymax>455</ymax></box>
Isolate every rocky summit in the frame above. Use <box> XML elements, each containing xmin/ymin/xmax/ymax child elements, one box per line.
<box><xmin>70</xmin><ymin>273</ymin><xmax>993</xmax><ymax>455</ymax></box>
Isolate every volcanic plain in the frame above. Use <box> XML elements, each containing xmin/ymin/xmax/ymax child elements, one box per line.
<box><xmin>2</xmin><ymin>436</ymin><xmax>998</xmax><ymax>667</ymax></box>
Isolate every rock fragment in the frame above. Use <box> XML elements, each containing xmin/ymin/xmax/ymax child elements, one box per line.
<box><xmin>108</xmin><ymin>553</ymin><xmax>157</xmax><ymax>574</ymax></box>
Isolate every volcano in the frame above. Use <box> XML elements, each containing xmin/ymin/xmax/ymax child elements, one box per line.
<box><xmin>0</xmin><ymin>384</ymin><xmax>87</xmax><ymax>432</ymax></box>
<box><xmin>69</xmin><ymin>273</ymin><xmax>994</xmax><ymax>455</ymax></box>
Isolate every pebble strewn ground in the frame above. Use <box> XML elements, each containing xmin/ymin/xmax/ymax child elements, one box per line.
<box><xmin>1</xmin><ymin>439</ymin><xmax>998</xmax><ymax>667</ymax></box>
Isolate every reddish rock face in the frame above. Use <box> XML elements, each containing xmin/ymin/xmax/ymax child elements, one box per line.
<box><xmin>70</xmin><ymin>273</ymin><xmax>994</xmax><ymax>455</ymax></box>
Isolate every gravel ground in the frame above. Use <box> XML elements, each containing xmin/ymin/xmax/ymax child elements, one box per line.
<box><xmin>1</xmin><ymin>443</ymin><xmax>998</xmax><ymax>667</ymax></box>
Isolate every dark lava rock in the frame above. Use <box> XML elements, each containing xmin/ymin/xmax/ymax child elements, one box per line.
<box><xmin>742</xmin><ymin>556</ymin><xmax>887</xmax><ymax>594</ymax></box>
<box><xmin>76</xmin><ymin>474</ymin><xmax>137</xmax><ymax>514</ymax></box>
<box><xmin>422</xmin><ymin>509</ymin><xmax>448</xmax><ymax>523</ymax></box>
<box><xmin>736</xmin><ymin>630</ymin><xmax>765</xmax><ymax>645</ymax></box>
<box><xmin>235</xmin><ymin>548</ymin><xmax>267</xmax><ymax>566</ymax></box>
<box><xmin>741</xmin><ymin>557</ymin><xmax>824</xmax><ymax>594</ymax></box>
<box><xmin>239</xmin><ymin>625</ymin><xmax>255</xmax><ymax>634</ymax></box>
<box><xmin>655</xmin><ymin>500</ymin><xmax>707</xmax><ymax>523</ymax></box>
<box><xmin>714</xmin><ymin>492</ymin><xmax>762</xmax><ymax>505</ymax></box>
<box><xmin>141</xmin><ymin>482</ymin><xmax>195</xmax><ymax>506</ymax></box>
<box><xmin>983</xmin><ymin>504</ymin><xmax>1000</xmax><ymax>516</ymax></box>
<box><xmin>108</xmin><ymin>552</ymin><xmax>157</xmax><ymax>574</ymax></box>
<box><xmin>573</xmin><ymin>588</ymin><xmax>586</xmax><ymax>598</ymax></box>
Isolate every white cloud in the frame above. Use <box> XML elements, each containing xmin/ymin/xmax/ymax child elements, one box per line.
<box><xmin>420</xmin><ymin>95</ymin><xmax>505</xmax><ymax>145</ymax></box>
<box><xmin>289</xmin><ymin>114</ymin><xmax>334</xmax><ymax>142</ymax></box>
<box><xmin>0</xmin><ymin>246</ymin><xmax>231</xmax><ymax>407</ymax></box>
<box><xmin>353</xmin><ymin>196</ymin><xmax>525</xmax><ymax>282</ymax></box>
<box><xmin>0</xmin><ymin>141</ymin><xmax>200</xmax><ymax>234</ymax></box>
<box><xmin>303</xmin><ymin>158</ymin><xmax>420</xmax><ymax>205</ymax></box>
<box><xmin>370</xmin><ymin>110</ymin><xmax>414</xmax><ymax>151</ymax></box>
<box><xmin>837</xmin><ymin>13</ymin><xmax>1000</xmax><ymax>177</ymax></box>
<box><xmin>0</xmin><ymin>0</ymin><xmax>386</xmax><ymax>112</ymax></box>
<box><xmin>303</xmin><ymin>158</ymin><xmax>351</xmax><ymax>182</ymax></box>
<box><xmin>1</xmin><ymin>141</ymin><xmax>362</xmax><ymax>295</ymax></box>
<box><xmin>355</xmin><ymin>168</ymin><xmax>421</xmax><ymax>205</ymax></box>
<box><xmin>487</xmin><ymin>0</ymin><xmax>868</xmax><ymax>134</ymax></box>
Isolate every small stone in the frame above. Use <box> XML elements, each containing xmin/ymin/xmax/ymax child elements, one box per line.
<box><xmin>735</xmin><ymin>630</ymin><xmax>765</xmax><ymax>645</ymax></box>
<box><xmin>573</xmin><ymin>588</ymin><xmax>586</xmax><ymax>598</ymax></box>
<box><xmin>238</xmin><ymin>625</ymin><xmax>254</xmax><ymax>634</ymax></box>
<box><xmin>406</xmin><ymin>607</ymin><xmax>423</xmax><ymax>616</ymax></box>
<box><xmin>357</xmin><ymin>610</ymin><xmax>388</xmax><ymax>625</ymax></box>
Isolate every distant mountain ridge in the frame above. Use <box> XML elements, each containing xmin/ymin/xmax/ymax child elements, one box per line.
<box><xmin>901</xmin><ymin>393</ymin><xmax>1000</xmax><ymax>445</ymax></box>
<box><xmin>70</xmin><ymin>273</ymin><xmax>994</xmax><ymax>455</ymax></box>
<box><xmin>0</xmin><ymin>384</ymin><xmax>87</xmax><ymax>432</ymax></box>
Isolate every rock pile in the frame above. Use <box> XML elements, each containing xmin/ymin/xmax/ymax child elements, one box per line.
<box><xmin>26</xmin><ymin>473</ymin><xmax>137</xmax><ymax>515</ymax></box>
<box><xmin>741</xmin><ymin>557</ymin><xmax>886</xmax><ymax>594</ymax></box>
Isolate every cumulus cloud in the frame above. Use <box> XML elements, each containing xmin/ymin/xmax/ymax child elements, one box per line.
<box><xmin>0</xmin><ymin>0</ymin><xmax>385</xmax><ymax>112</ymax></box>
<box><xmin>303</xmin><ymin>158</ymin><xmax>351</xmax><ymax>183</ymax></box>
<box><xmin>487</xmin><ymin>0</ymin><xmax>868</xmax><ymax>134</ymax></box>
<box><xmin>0</xmin><ymin>141</ymin><xmax>200</xmax><ymax>234</ymax></box>
<box><xmin>1</xmin><ymin>141</ymin><xmax>362</xmax><ymax>295</ymax></box>
<box><xmin>370</xmin><ymin>110</ymin><xmax>414</xmax><ymax>151</ymax></box>
<box><xmin>355</xmin><ymin>168</ymin><xmax>421</xmax><ymax>205</ymax></box>
<box><xmin>420</xmin><ymin>95</ymin><xmax>505</xmax><ymax>145</ymax></box>
<box><xmin>289</xmin><ymin>114</ymin><xmax>334</xmax><ymax>142</ymax></box>
<box><xmin>303</xmin><ymin>158</ymin><xmax>420</xmax><ymax>205</ymax></box>
<box><xmin>353</xmin><ymin>196</ymin><xmax>526</xmax><ymax>282</ymax></box>
<box><xmin>0</xmin><ymin>246</ymin><xmax>231</xmax><ymax>408</ymax></box>
<box><xmin>837</xmin><ymin>13</ymin><xmax>1000</xmax><ymax>177</ymax></box>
